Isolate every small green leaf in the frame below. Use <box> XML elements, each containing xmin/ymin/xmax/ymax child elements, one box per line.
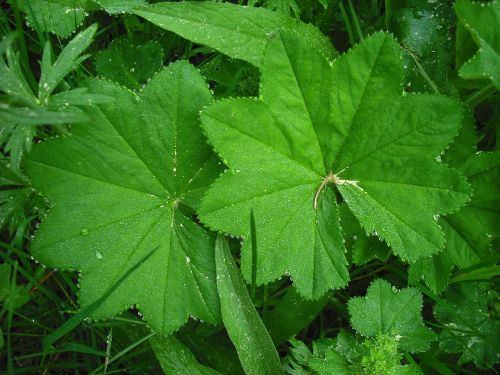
<box><xmin>455</xmin><ymin>0</ymin><xmax>500</xmax><ymax>88</ymax></box>
<box><xmin>434</xmin><ymin>282</ymin><xmax>500</xmax><ymax>369</ymax></box>
<box><xmin>95</xmin><ymin>38</ymin><xmax>164</xmax><ymax>90</ymax></box>
<box><xmin>215</xmin><ymin>235</ymin><xmax>283</xmax><ymax>375</ymax></box>
<box><xmin>133</xmin><ymin>1</ymin><xmax>336</xmax><ymax>68</ymax></box>
<box><xmin>348</xmin><ymin>279</ymin><xmax>436</xmax><ymax>352</ymax></box>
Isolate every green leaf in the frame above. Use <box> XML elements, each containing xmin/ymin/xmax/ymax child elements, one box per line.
<box><xmin>450</xmin><ymin>264</ymin><xmax>500</xmax><ymax>283</ymax></box>
<box><xmin>177</xmin><ymin>331</ymin><xmax>245</xmax><ymax>375</ymax></box>
<box><xmin>48</xmin><ymin>88</ymin><xmax>113</xmax><ymax>108</ymax></box>
<box><xmin>43</xmin><ymin>247</ymin><xmax>158</xmax><ymax>348</ymax></box>
<box><xmin>133</xmin><ymin>1</ymin><xmax>336</xmax><ymax>68</ymax></box>
<box><xmin>348</xmin><ymin>279</ymin><xmax>436</xmax><ymax>352</ymax></box>
<box><xmin>352</xmin><ymin>234</ymin><xmax>390</xmax><ymax>266</ymax></box>
<box><xmin>39</xmin><ymin>24</ymin><xmax>97</xmax><ymax>104</ymax></box>
<box><xmin>308</xmin><ymin>349</ymin><xmax>352</xmax><ymax>375</ymax></box>
<box><xmin>200</xmin><ymin>31</ymin><xmax>469</xmax><ymax>298</ymax></box>
<box><xmin>94</xmin><ymin>0</ymin><xmax>146</xmax><ymax>14</ymax></box>
<box><xmin>0</xmin><ymin>263</ymin><xmax>29</xmax><ymax>309</ymax></box>
<box><xmin>286</xmin><ymin>333</ymin><xmax>423</xmax><ymax>375</ymax></box>
<box><xmin>390</xmin><ymin>5</ymin><xmax>455</xmax><ymax>94</ymax></box>
<box><xmin>265</xmin><ymin>287</ymin><xmax>330</xmax><ymax>345</ymax></box>
<box><xmin>95</xmin><ymin>38</ymin><xmax>164</xmax><ymax>90</ymax></box>
<box><xmin>0</xmin><ymin>106</ymin><xmax>89</xmax><ymax>126</ymax></box>
<box><xmin>150</xmin><ymin>335</ymin><xmax>222</xmax><ymax>375</ymax></box>
<box><xmin>18</xmin><ymin>0</ymin><xmax>88</xmax><ymax>38</ymax></box>
<box><xmin>442</xmin><ymin>151</ymin><xmax>500</xmax><ymax>268</ymax></box>
<box><xmin>454</xmin><ymin>0</ymin><xmax>500</xmax><ymax>88</ymax></box>
<box><xmin>410</xmin><ymin>114</ymin><xmax>498</xmax><ymax>292</ymax></box>
<box><xmin>0</xmin><ymin>36</ymin><xmax>35</xmax><ymax>102</ymax></box>
<box><xmin>0</xmin><ymin>263</ymin><xmax>11</xmax><ymax>301</ymax></box>
<box><xmin>408</xmin><ymin>251</ymin><xmax>452</xmax><ymax>295</ymax></box>
<box><xmin>434</xmin><ymin>282</ymin><xmax>500</xmax><ymax>369</ymax></box>
<box><xmin>25</xmin><ymin>61</ymin><xmax>222</xmax><ymax>335</ymax></box>
<box><xmin>215</xmin><ymin>235</ymin><xmax>283</xmax><ymax>375</ymax></box>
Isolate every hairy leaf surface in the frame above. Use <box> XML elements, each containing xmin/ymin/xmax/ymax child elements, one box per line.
<box><xmin>348</xmin><ymin>279</ymin><xmax>436</xmax><ymax>352</ymax></box>
<box><xmin>25</xmin><ymin>61</ymin><xmax>222</xmax><ymax>335</ymax></box>
<box><xmin>200</xmin><ymin>30</ymin><xmax>469</xmax><ymax>299</ymax></box>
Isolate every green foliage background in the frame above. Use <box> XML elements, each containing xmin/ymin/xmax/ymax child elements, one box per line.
<box><xmin>0</xmin><ymin>0</ymin><xmax>498</xmax><ymax>374</ymax></box>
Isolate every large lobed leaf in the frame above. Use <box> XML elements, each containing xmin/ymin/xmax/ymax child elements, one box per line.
<box><xmin>25</xmin><ymin>61</ymin><xmax>222</xmax><ymax>335</ymax></box>
<box><xmin>199</xmin><ymin>30</ymin><xmax>470</xmax><ymax>299</ymax></box>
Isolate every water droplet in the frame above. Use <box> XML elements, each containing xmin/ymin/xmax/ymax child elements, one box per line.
<box><xmin>96</xmin><ymin>251</ymin><xmax>103</xmax><ymax>260</ymax></box>
<box><xmin>80</xmin><ymin>228</ymin><xmax>90</xmax><ymax>236</ymax></box>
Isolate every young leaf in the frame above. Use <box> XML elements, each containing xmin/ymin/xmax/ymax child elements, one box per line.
<box><xmin>200</xmin><ymin>31</ymin><xmax>470</xmax><ymax>299</ymax></box>
<box><xmin>311</xmin><ymin>335</ymin><xmax>423</xmax><ymax>375</ymax></box>
<box><xmin>95</xmin><ymin>38</ymin><xmax>164</xmax><ymax>90</ymax></box>
<box><xmin>434</xmin><ymin>282</ymin><xmax>500</xmax><ymax>369</ymax></box>
<box><xmin>25</xmin><ymin>61</ymin><xmax>222</xmax><ymax>335</ymax></box>
<box><xmin>454</xmin><ymin>0</ymin><xmax>500</xmax><ymax>88</ymax></box>
<box><xmin>215</xmin><ymin>235</ymin><xmax>283</xmax><ymax>375</ymax></box>
<box><xmin>133</xmin><ymin>1</ymin><xmax>336</xmax><ymax>68</ymax></box>
<box><xmin>284</xmin><ymin>332</ymin><xmax>423</xmax><ymax>375</ymax></box>
<box><xmin>348</xmin><ymin>279</ymin><xmax>436</xmax><ymax>352</ymax></box>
